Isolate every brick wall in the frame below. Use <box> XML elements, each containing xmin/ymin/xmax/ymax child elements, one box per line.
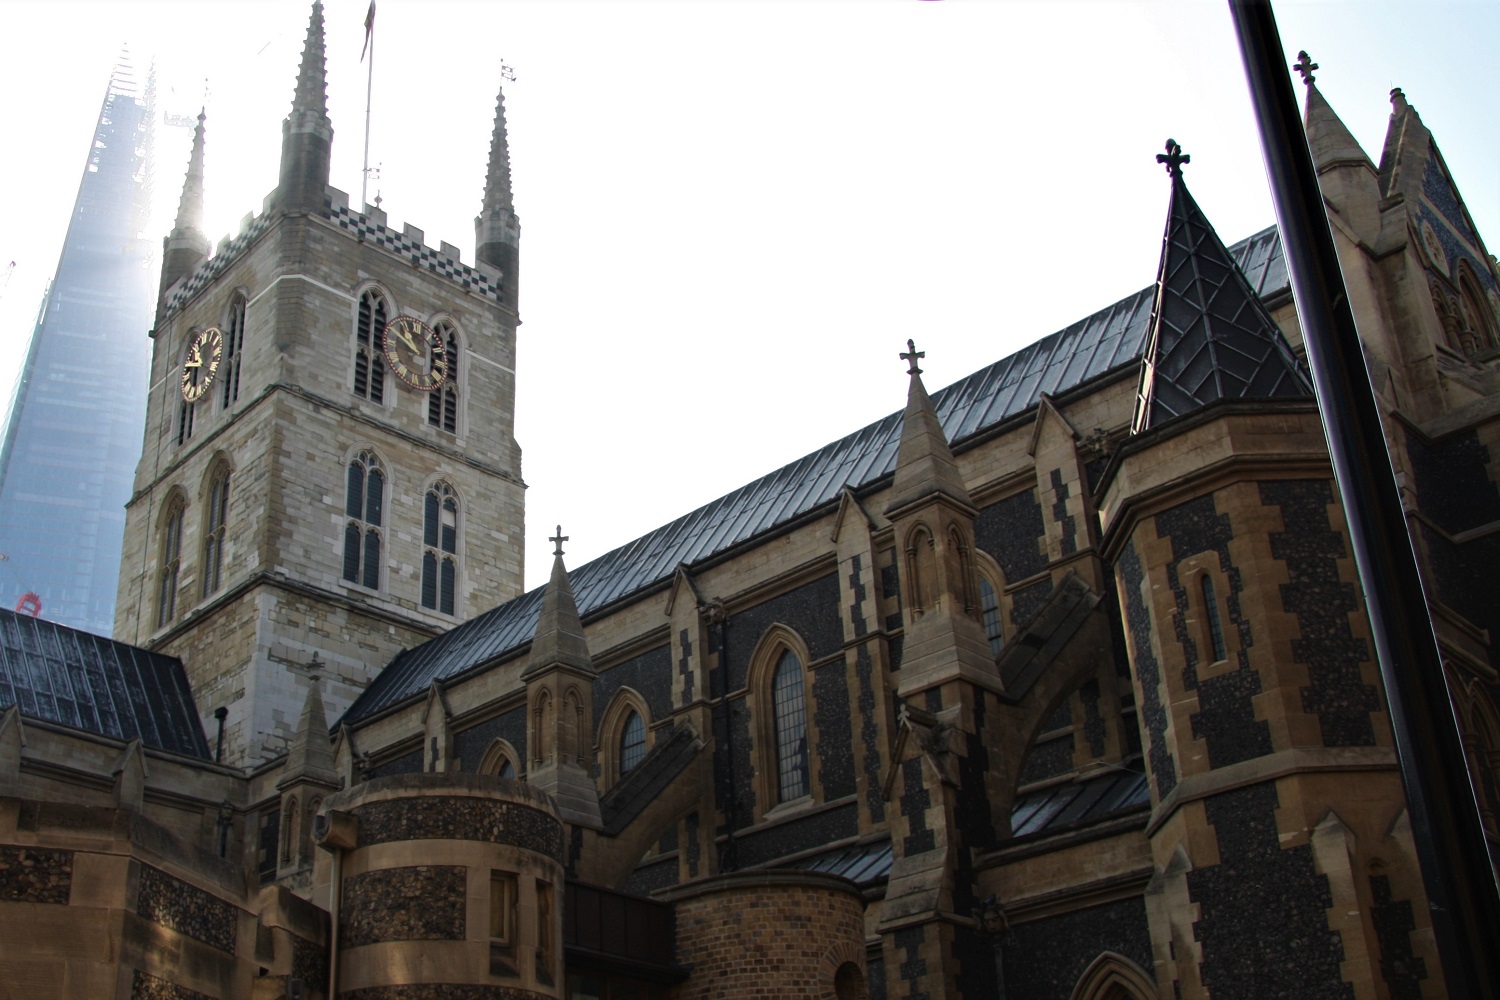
<box><xmin>664</xmin><ymin>871</ymin><xmax>866</xmax><ymax>1000</ymax></box>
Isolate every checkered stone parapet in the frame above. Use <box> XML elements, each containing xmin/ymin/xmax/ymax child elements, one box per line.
<box><xmin>164</xmin><ymin>214</ymin><xmax>275</xmax><ymax>314</ymax></box>
<box><xmin>325</xmin><ymin>205</ymin><xmax>506</xmax><ymax>303</ymax></box>
<box><xmin>164</xmin><ymin>203</ymin><xmax>506</xmax><ymax>318</ymax></box>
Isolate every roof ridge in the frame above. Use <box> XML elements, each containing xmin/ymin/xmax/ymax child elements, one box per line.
<box><xmin>341</xmin><ymin>224</ymin><xmax>1288</xmax><ymax>724</ymax></box>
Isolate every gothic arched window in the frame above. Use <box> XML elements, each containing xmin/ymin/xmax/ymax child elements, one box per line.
<box><xmin>221</xmin><ymin>293</ymin><xmax>246</xmax><ymax>408</ymax></box>
<box><xmin>772</xmin><ymin>649</ymin><xmax>810</xmax><ymax>802</ymax></box>
<box><xmin>979</xmin><ymin>576</ymin><xmax>1004</xmax><ymax>657</ymax></box>
<box><xmin>354</xmin><ymin>289</ymin><xmax>388</xmax><ymax>403</ymax></box>
<box><xmin>157</xmin><ymin>493</ymin><xmax>185</xmax><ymax>627</ymax></box>
<box><xmin>343</xmin><ymin>450</ymin><xmax>384</xmax><ymax>589</ymax></box>
<box><xmin>619</xmin><ymin>711</ymin><xmax>646</xmax><ymax>775</ymax></box>
<box><xmin>421</xmin><ymin>481</ymin><xmax>459</xmax><ymax>614</ymax></box>
<box><xmin>202</xmin><ymin>465</ymin><xmax>230</xmax><ymax>597</ymax></box>
<box><xmin>428</xmin><ymin>321</ymin><xmax>460</xmax><ymax>433</ymax></box>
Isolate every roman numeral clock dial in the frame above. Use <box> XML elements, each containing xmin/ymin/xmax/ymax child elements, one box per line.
<box><xmin>179</xmin><ymin>326</ymin><xmax>225</xmax><ymax>402</ymax></box>
<box><xmin>382</xmin><ymin>316</ymin><xmax>449</xmax><ymax>392</ymax></box>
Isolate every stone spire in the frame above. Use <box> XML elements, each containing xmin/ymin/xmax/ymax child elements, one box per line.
<box><xmin>1295</xmin><ymin>53</ymin><xmax>1380</xmax><ymax>242</ymax></box>
<box><xmin>475</xmin><ymin>78</ymin><xmax>521</xmax><ymax>309</ymax></box>
<box><xmin>523</xmin><ymin>530</ymin><xmax>594</xmax><ymax>678</ymax></box>
<box><xmin>885</xmin><ymin>340</ymin><xmax>973</xmax><ymax>516</ymax></box>
<box><xmin>275</xmin><ymin>0</ymin><xmax>334</xmax><ymax>213</ymax></box>
<box><xmin>1302</xmin><ymin>74</ymin><xmax>1371</xmax><ymax>173</ymax></box>
<box><xmin>157</xmin><ymin>108</ymin><xmax>210</xmax><ymax>320</ymax></box>
<box><xmin>522</xmin><ymin>528</ymin><xmax>602</xmax><ymax>828</ymax></box>
<box><xmin>1133</xmin><ymin>140</ymin><xmax>1311</xmax><ymax>433</ymax></box>
<box><xmin>279</xmin><ymin>669</ymin><xmax>338</xmax><ymax>787</ymax></box>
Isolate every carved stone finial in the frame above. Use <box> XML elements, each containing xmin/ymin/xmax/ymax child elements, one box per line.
<box><xmin>549</xmin><ymin>525</ymin><xmax>568</xmax><ymax>557</ymax></box>
<box><xmin>900</xmin><ymin>339</ymin><xmax>925</xmax><ymax>375</ymax></box>
<box><xmin>1293</xmin><ymin>51</ymin><xmax>1318</xmax><ymax>86</ymax></box>
<box><xmin>1157</xmin><ymin>138</ymin><xmax>1190</xmax><ymax>178</ymax></box>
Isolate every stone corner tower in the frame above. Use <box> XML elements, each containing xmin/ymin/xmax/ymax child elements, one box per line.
<box><xmin>115</xmin><ymin>0</ymin><xmax>526</xmax><ymax>767</ymax></box>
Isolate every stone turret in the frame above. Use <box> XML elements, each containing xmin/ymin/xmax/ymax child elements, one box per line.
<box><xmin>475</xmin><ymin>79</ymin><xmax>522</xmax><ymax>310</ymax></box>
<box><xmin>274</xmin><ymin>0</ymin><xmax>333</xmax><ymax>213</ymax></box>
<box><xmin>157</xmin><ymin>108</ymin><xmax>208</xmax><ymax>322</ymax></box>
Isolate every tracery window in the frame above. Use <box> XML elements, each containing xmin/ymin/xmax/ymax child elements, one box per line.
<box><xmin>427</xmin><ymin>321</ymin><xmax>460</xmax><ymax>433</ymax></box>
<box><xmin>202</xmin><ymin>464</ymin><xmax>230</xmax><ymax>597</ymax></box>
<box><xmin>421</xmin><ymin>481</ymin><xmax>459</xmax><ymax>614</ymax></box>
<box><xmin>354</xmin><ymin>289</ymin><xmax>388</xmax><ymax>403</ymax></box>
<box><xmin>156</xmin><ymin>494</ymin><xmax>185</xmax><ymax>627</ymax></box>
<box><xmin>619</xmin><ymin>711</ymin><xmax>646</xmax><ymax>775</ymax></box>
<box><xmin>343</xmin><ymin>450</ymin><xmax>384</xmax><ymax>589</ymax></box>
<box><xmin>772</xmin><ymin>649</ymin><xmax>810</xmax><ymax>802</ymax></box>
<box><xmin>221</xmin><ymin>293</ymin><xmax>245</xmax><ymax>408</ymax></box>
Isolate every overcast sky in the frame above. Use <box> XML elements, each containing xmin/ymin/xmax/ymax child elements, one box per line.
<box><xmin>0</xmin><ymin>0</ymin><xmax>1495</xmax><ymax>593</ymax></box>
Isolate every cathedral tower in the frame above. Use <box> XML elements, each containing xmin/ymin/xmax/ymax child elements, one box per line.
<box><xmin>115</xmin><ymin>1</ymin><xmax>526</xmax><ymax>765</ymax></box>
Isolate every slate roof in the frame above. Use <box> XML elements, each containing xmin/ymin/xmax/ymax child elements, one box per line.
<box><xmin>343</xmin><ymin>225</ymin><xmax>1289</xmax><ymax>724</ymax></box>
<box><xmin>0</xmin><ymin>608</ymin><xmax>211</xmax><ymax>759</ymax></box>
<box><xmin>1009</xmin><ymin>767</ymin><xmax>1151</xmax><ymax>840</ymax></box>
<box><xmin>1134</xmin><ymin>173</ymin><xmax>1310</xmax><ymax>431</ymax></box>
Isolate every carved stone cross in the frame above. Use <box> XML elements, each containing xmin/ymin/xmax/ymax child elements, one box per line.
<box><xmin>1157</xmin><ymin>139</ymin><xmax>1190</xmax><ymax>177</ymax></box>
<box><xmin>550</xmin><ymin>524</ymin><xmax>568</xmax><ymax>557</ymax></box>
<box><xmin>1293</xmin><ymin>51</ymin><xmax>1318</xmax><ymax>86</ymax></box>
<box><xmin>901</xmin><ymin>339</ymin><xmax>925</xmax><ymax>375</ymax></box>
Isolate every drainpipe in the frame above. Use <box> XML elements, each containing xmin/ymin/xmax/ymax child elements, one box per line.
<box><xmin>713</xmin><ymin>606</ymin><xmax>738</xmax><ymax>870</ymax></box>
<box><xmin>212</xmin><ymin>706</ymin><xmax>228</xmax><ymax>763</ymax></box>
<box><xmin>316</xmin><ymin>810</ymin><xmax>357</xmax><ymax>1000</ymax></box>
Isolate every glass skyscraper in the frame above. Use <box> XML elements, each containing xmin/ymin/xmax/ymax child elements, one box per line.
<box><xmin>0</xmin><ymin>59</ymin><xmax>156</xmax><ymax>636</ymax></box>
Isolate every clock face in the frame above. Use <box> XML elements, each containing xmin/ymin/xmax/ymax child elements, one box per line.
<box><xmin>180</xmin><ymin>326</ymin><xmax>225</xmax><ymax>402</ymax></box>
<box><xmin>382</xmin><ymin>315</ymin><xmax>449</xmax><ymax>392</ymax></box>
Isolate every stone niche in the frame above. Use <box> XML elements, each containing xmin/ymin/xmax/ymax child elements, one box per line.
<box><xmin>317</xmin><ymin>774</ymin><xmax>565</xmax><ymax>999</ymax></box>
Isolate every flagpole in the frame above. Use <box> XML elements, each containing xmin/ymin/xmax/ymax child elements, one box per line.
<box><xmin>360</xmin><ymin>3</ymin><xmax>375</xmax><ymax>209</ymax></box>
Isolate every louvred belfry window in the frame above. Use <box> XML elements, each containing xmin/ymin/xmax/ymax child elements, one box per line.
<box><xmin>421</xmin><ymin>481</ymin><xmax>459</xmax><ymax>614</ymax></box>
<box><xmin>221</xmin><ymin>294</ymin><xmax>246</xmax><ymax>408</ymax></box>
<box><xmin>427</xmin><ymin>322</ymin><xmax>459</xmax><ymax>433</ymax></box>
<box><xmin>157</xmin><ymin>495</ymin><xmax>185</xmax><ymax>627</ymax></box>
<box><xmin>202</xmin><ymin>465</ymin><xmax>230</xmax><ymax>596</ymax></box>
<box><xmin>343</xmin><ymin>450</ymin><xmax>384</xmax><ymax>589</ymax></box>
<box><xmin>354</xmin><ymin>290</ymin><xmax>387</xmax><ymax>403</ymax></box>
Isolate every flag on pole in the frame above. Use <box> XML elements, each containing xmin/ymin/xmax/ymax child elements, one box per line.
<box><xmin>361</xmin><ymin>2</ymin><xmax>377</xmax><ymax>61</ymax></box>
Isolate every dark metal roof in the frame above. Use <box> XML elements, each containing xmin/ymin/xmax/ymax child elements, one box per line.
<box><xmin>795</xmin><ymin>839</ymin><xmax>895</xmax><ymax>887</ymax></box>
<box><xmin>1009</xmin><ymin>767</ymin><xmax>1151</xmax><ymax>839</ymax></box>
<box><xmin>0</xmin><ymin>609</ymin><xmax>211</xmax><ymax>759</ymax></box>
<box><xmin>343</xmin><ymin>226</ymin><xmax>1287</xmax><ymax>725</ymax></box>
<box><xmin>1135</xmin><ymin>178</ymin><xmax>1309</xmax><ymax>431</ymax></box>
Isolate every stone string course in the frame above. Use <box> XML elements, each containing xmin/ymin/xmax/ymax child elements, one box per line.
<box><xmin>338</xmin><ymin>987</ymin><xmax>551</xmax><ymax>1000</ymax></box>
<box><xmin>0</xmin><ymin>844</ymin><xmax>72</xmax><ymax>904</ymax></box>
<box><xmin>341</xmin><ymin>865</ymin><xmax>467</xmax><ymax>948</ymax></box>
<box><xmin>136</xmin><ymin>863</ymin><xmax>238</xmax><ymax>954</ymax></box>
<box><xmin>353</xmin><ymin>796</ymin><xmax>562</xmax><ymax>860</ymax></box>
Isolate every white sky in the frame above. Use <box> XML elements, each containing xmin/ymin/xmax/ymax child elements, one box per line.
<box><xmin>1</xmin><ymin>0</ymin><xmax>1496</xmax><ymax>593</ymax></box>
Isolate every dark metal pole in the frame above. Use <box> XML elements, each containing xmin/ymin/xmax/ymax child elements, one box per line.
<box><xmin>1228</xmin><ymin>3</ymin><xmax>1500</xmax><ymax>996</ymax></box>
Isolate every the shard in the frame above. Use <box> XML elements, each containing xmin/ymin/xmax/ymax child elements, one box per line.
<box><xmin>0</xmin><ymin>56</ymin><xmax>156</xmax><ymax>635</ymax></box>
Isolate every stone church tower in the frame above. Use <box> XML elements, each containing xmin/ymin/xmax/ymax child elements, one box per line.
<box><xmin>114</xmin><ymin>1</ymin><xmax>525</xmax><ymax>766</ymax></box>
